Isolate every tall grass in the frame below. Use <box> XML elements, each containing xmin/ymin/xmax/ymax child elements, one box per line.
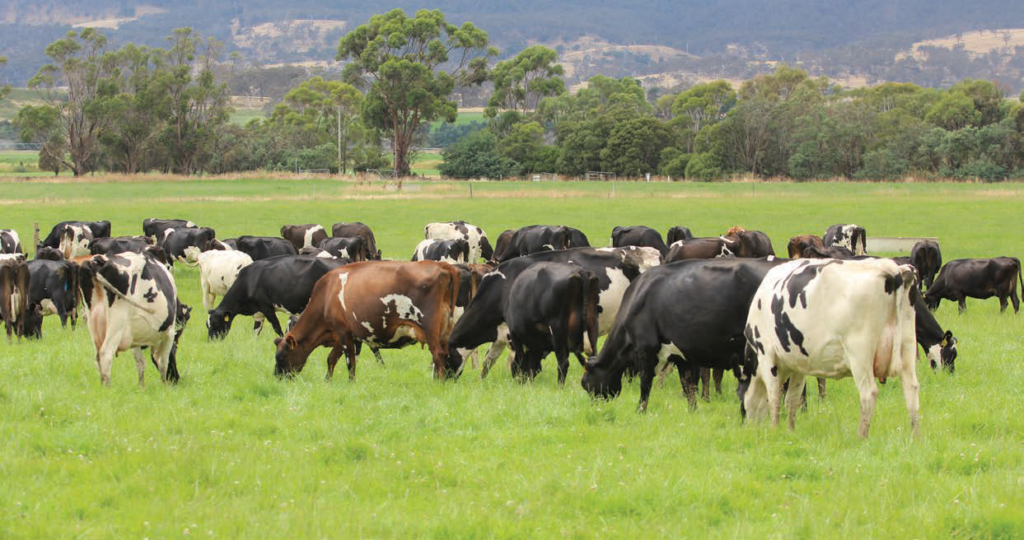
<box><xmin>0</xmin><ymin>180</ymin><xmax>1021</xmax><ymax>537</ymax></box>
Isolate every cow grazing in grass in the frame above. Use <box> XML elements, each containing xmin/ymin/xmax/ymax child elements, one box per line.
<box><xmin>40</xmin><ymin>221</ymin><xmax>111</xmax><ymax>250</ymax></box>
<box><xmin>924</xmin><ymin>257</ymin><xmax>1021</xmax><ymax>313</ymax></box>
<box><xmin>0</xmin><ymin>254</ymin><xmax>30</xmax><ymax>341</ymax></box>
<box><xmin>666</xmin><ymin>226</ymin><xmax>694</xmax><ymax>245</ymax></box>
<box><xmin>160</xmin><ymin>227</ymin><xmax>218</xmax><ymax>264</ymax></box>
<box><xmin>331</xmin><ymin>222</ymin><xmax>381</xmax><ymax>260</ymax></box>
<box><xmin>274</xmin><ymin>261</ymin><xmax>459</xmax><ymax>380</ymax></box>
<box><xmin>318</xmin><ymin>236</ymin><xmax>370</xmax><ymax>261</ymax></box>
<box><xmin>143</xmin><ymin>218</ymin><xmax>195</xmax><ymax>241</ymax></box>
<box><xmin>823</xmin><ymin>224</ymin><xmax>867</xmax><ymax>256</ymax></box>
<box><xmin>425</xmin><ymin>221</ymin><xmax>493</xmax><ymax>262</ymax></box>
<box><xmin>183</xmin><ymin>249</ymin><xmax>254</xmax><ymax>311</ymax></box>
<box><xmin>910</xmin><ymin>240</ymin><xmax>942</xmax><ymax>291</ymax></box>
<box><xmin>742</xmin><ymin>258</ymin><xmax>919</xmax><ymax>438</ymax></box>
<box><xmin>664</xmin><ymin>236</ymin><xmax>739</xmax><ymax>262</ymax></box>
<box><xmin>787</xmin><ymin>235</ymin><xmax>824</xmax><ymax>259</ymax></box>
<box><xmin>22</xmin><ymin>259</ymin><xmax>80</xmax><ymax>337</ymax></box>
<box><xmin>83</xmin><ymin>251</ymin><xmax>180</xmax><ymax>386</ymax></box>
<box><xmin>281</xmin><ymin>224</ymin><xmax>328</xmax><ymax>251</ymax></box>
<box><xmin>233</xmin><ymin>236</ymin><xmax>298</xmax><ymax>261</ymax></box>
<box><xmin>611</xmin><ymin>226</ymin><xmax>669</xmax><ymax>258</ymax></box>
<box><xmin>89</xmin><ymin>236</ymin><xmax>154</xmax><ymax>256</ymax></box>
<box><xmin>412</xmin><ymin>238</ymin><xmax>470</xmax><ymax>264</ymax></box>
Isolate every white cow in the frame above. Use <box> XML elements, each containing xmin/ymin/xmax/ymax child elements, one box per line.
<box><xmin>412</xmin><ymin>238</ymin><xmax>468</xmax><ymax>264</ymax></box>
<box><xmin>183</xmin><ymin>247</ymin><xmax>254</xmax><ymax>311</ymax></box>
<box><xmin>85</xmin><ymin>251</ymin><xmax>179</xmax><ymax>385</ymax></box>
<box><xmin>424</xmin><ymin>221</ymin><xmax>493</xmax><ymax>262</ymax></box>
<box><xmin>0</xmin><ymin>229</ymin><xmax>22</xmax><ymax>254</ymax></box>
<box><xmin>742</xmin><ymin>258</ymin><xmax>919</xmax><ymax>438</ymax></box>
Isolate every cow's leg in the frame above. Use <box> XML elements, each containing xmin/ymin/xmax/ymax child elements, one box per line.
<box><xmin>252</xmin><ymin>313</ymin><xmax>265</xmax><ymax>336</ymax></box>
<box><xmin>759</xmin><ymin>358</ymin><xmax>783</xmax><ymax>428</ymax></box>
<box><xmin>96</xmin><ymin>337</ymin><xmax>120</xmax><ymax>386</ymax></box>
<box><xmin>133</xmin><ymin>347</ymin><xmax>146</xmax><ymax>387</ymax></box>
<box><xmin>638</xmin><ymin>361</ymin><xmax>656</xmax><ymax>413</ymax></box>
<box><xmin>151</xmin><ymin>337</ymin><xmax>174</xmax><ymax>384</ymax></box>
<box><xmin>480</xmin><ymin>336</ymin><xmax>509</xmax><ymax>379</ymax></box>
<box><xmin>956</xmin><ymin>294</ymin><xmax>967</xmax><ymax>314</ymax></box>
<box><xmin>343</xmin><ymin>334</ymin><xmax>358</xmax><ymax>381</ymax></box>
<box><xmin>656</xmin><ymin>363</ymin><xmax>674</xmax><ymax>388</ymax></box>
<box><xmin>699</xmin><ymin>367</ymin><xmax>711</xmax><ymax>402</ymax></box>
<box><xmin>370</xmin><ymin>345</ymin><xmax>384</xmax><ymax>365</ymax></box>
<box><xmin>899</xmin><ymin>333</ymin><xmax>921</xmax><ymax>437</ymax></box>
<box><xmin>743</xmin><ymin>371</ymin><xmax>769</xmax><ymax>422</ymax></box>
<box><xmin>713</xmin><ymin>368</ymin><xmax>724</xmax><ymax>395</ymax></box>
<box><xmin>817</xmin><ymin>377</ymin><xmax>827</xmax><ymax>399</ymax></box>
<box><xmin>851</xmin><ymin>356</ymin><xmax>880</xmax><ymax>438</ymax></box>
<box><xmin>784</xmin><ymin>373</ymin><xmax>807</xmax><ymax>431</ymax></box>
<box><xmin>677</xmin><ymin>362</ymin><xmax>699</xmax><ymax>410</ymax></box>
<box><xmin>325</xmin><ymin>347</ymin><xmax>343</xmax><ymax>380</ymax></box>
<box><xmin>509</xmin><ymin>340</ymin><xmax>527</xmax><ymax>381</ymax></box>
<box><xmin>469</xmin><ymin>347</ymin><xmax>480</xmax><ymax>370</ymax></box>
<box><xmin>265</xmin><ymin>312</ymin><xmax>285</xmax><ymax>337</ymax></box>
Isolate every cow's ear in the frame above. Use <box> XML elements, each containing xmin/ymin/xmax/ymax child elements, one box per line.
<box><xmin>942</xmin><ymin>330</ymin><xmax>952</xmax><ymax>346</ymax></box>
<box><xmin>285</xmin><ymin>335</ymin><xmax>297</xmax><ymax>350</ymax></box>
<box><xmin>273</xmin><ymin>337</ymin><xmax>283</xmax><ymax>346</ymax></box>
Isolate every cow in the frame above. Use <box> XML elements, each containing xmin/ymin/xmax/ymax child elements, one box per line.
<box><xmin>233</xmin><ymin>236</ymin><xmax>298</xmax><ymax>261</ymax></box>
<box><xmin>0</xmin><ymin>229</ymin><xmax>23</xmax><ymax>254</ymax></box>
<box><xmin>567</xmin><ymin>227</ymin><xmax>590</xmax><ymax>248</ymax></box>
<box><xmin>664</xmin><ymin>236</ymin><xmax>739</xmax><ymax>262</ymax></box>
<box><xmin>726</xmin><ymin>227</ymin><xmax>775</xmax><ymax>258</ymax></box>
<box><xmin>0</xmin><ymin>255</ymin><xmax>30</xmax><ymax>340</ymax></box>
<box><xmin>504</xmin><ymin>263</ymin><xmax>600</xmax><ymax>385</ymax></box>
<box><xmin>82</xmin><ymin>250</ymin><xmax>180</xmax><ymax>386</ymax></box>
<box><xmin>581</xmin><ymin>258</ymin><xmax>788</xmax><ymax>412</ymax></box>
<box><xmin>274</xmin><ymin>261</ymin><xmax>460</xmax><ymax>380</ymax></box>
<box><xmin>666</xmin><ymin>226</ymin><xmax>694</xmax><ymax>245</ymax></box>
<box><xmin>910</xmin><ymin>240</ymin><xmax>942</xmax><ymax>291</ymax></box>
<box><xmin>425</xmin><ymin>221</ymin><xmax>493</xmax><ymax>262</ymax></box>
<box><xmin>160</xmin><ymin>227</ymin><xmax>218</xmax><ymax>263</ymax></box>
<box><xmin>787</xmin><ymin>235</ymin><xmax>825</xmax><ymax>259</ymax></box>
<box><xmin>40</xmin><ymin>221</ymin><xmax>111</xmax><ymax>249</ymax></box>
<box><xmin>143</xmin><ymin>218</ymin><xmax>196</xmax><ymax>240</ymax></box>
<box><xmin>412</xmin><ymin>238</ymin><xmax>470</xmax><ymax>264</ymax></box>
<box><xmin>597</xmin><ymin>246</ymin><xmax>662</xmax><ymax>272</ymax></box>
<box><xmin>318</xmin><ymin>237</ymin><xmax>370</xmax><ymax>262</ymax></box>
<box><xmin>498</xmin><ymin>225</ymin><xmax>573</xmax><ymax>262</ymax></box>
<box><xmin>57</xmin><ymin>224</ymin><xmax>94</xmax><ymax>259</ymax></box>
<box><xmin>444</xmin><ymin>247</ymin><xmax>643</xmax><ymax>378</ymax></box>
<box><xmin>611</xmin><ymin>226</ymin><xmax>669</xmax><ymax>257</ymax></box>
<box><xmin>21</xmin><ymin>258</ymin><xmax>80</xmax><ymax>337</ymax></box>
<box><xmin>742</xmin><ymin>258</ymin><xmax>919</xmax><ymax>438</ymax></box>
<box><xmin>331</xmin><ymin>222</ymin><xmax>381</xmax><ymax>260</ymax></box>
<box><xmin>182</xmin><ymin>249</ymin><xmax>254</xmax><ymax>311</ymax></box>
<box><xmin>823</xmin><ymin>224</ymin><xmax>867</xmax><ymax>256</ymax></box>
<box><xmin>911</xmin><ymin>286</ymin><xmax>958</xmax><ymax>372</ymax></box>
<box><xmin>89</xmin><ymin>236</ymin><xmax>154</xmax><ymax>256</ymax></box>
<box><xmin>298</xmin><ymin>247</ymin><xmax>338</xmax><ymax>259</ymax></box>
<box><xmin>490</xmin><ymin>229</ymin><xmax>516</xmax><ymax>262</ymax></box>
<box><xmin>801</xmin><ymin>245</ymin><xmax>855</xmax><ymax>259</ymax></box>
<box><xmin>208</xmin><ymin>255</ymin><xmax>349</xmax><ymax>339</ymax></box>
<box><xmin>281</xmin><ymin>224</ymin><xmax>328</xmax><ymax>251</ymax></box>
<box><xmin>924</xmin><ymin>257</ymin><xmax>1021</xmax><ymax>313</ymax></box>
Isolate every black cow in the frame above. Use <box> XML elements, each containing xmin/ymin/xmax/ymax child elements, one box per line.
<box><xmin>412</xmin><ymin>238</ymin><xmax>470</xmax><ymax>263</ymax></box>
<box><xmin>23</xmin><ymin>259</ymin><xmax>80</xmax><ymax>337</ymax></box>
<box><xmin>567</xmin><ymin>227</ymin><xmax>590</xmax><ymax>248</ymax></box>
<box><xmin>504</xmin><ymin>262</ymin><xmax>599</xmax><ymax>385</ymax></box>
<box><xmin>666</xmin><ymin>226</ymin><xmax>694</xmax><ymax>245</ymax></box>
<box><xmin>0</xmin><ymin>229</ymin><xmax>23</xmax><ymax>254</ymax></box>
<box><xmin>40</xmin><ymin>221</ymin><xmax>111</xmax><ymax>248</ymax></box>
<box><xmin>730</xmin><ymin>229</ymin><xmax>775</xmax><ymax>258</ymax></box>
<box><xmin>910</xmin><ymin>240</ymin><xmax>942</xmax><ymax>290</ymax></box>
<box><xmin>34</xmin><ymin>247</ymin><xmax>65</xmax><ymax>261</ymax></box>
<box><xmin>207</xmin><ymin>255</ymin><xmax>348</xmax><ymax>339</ymax></box>
<box><xmin>498</xmin><ymin>225</ymin><xmax>572</xmax><ymax>262</ymax></box>
<box><xmin>823</xmin><ymin>224</ymin><xmax>867</xmax><ymax>256</ymax></box>
<box><xmin>161</xmin><ymin>227</ymin><xmax>218</xmax><ymax>263</ymax></box>
<box><xmin>331</xmin><ymin>222</ymin><xmax>381</xmax><ymax>260</ymax></box>
<box><xmin>611</xmin><ymin>226</ymin><xmax>669</xmax><ymax>257</ymax></box>
<box><xmin>925</xmin><ymin>257</ymin><xmax>1022</xmax><ymax>313</ymax></box>
<box><xmin>233</xmin><ymin>236</ymin><xmax>298</xmax><ymax>261</ymax></box>
<box><xmin>582</xmin><ymin>258</ymin><xmax>788</xmax><ymax>412</ymax></box>
<box><xmin>89</xmin><ymin>236</ymin><xmax>154</xmax><ymax>256</ymax></box>
<box><xmin>281</xmin><ymin>224</ymin><xmax>328</xmax><ymax>251</ymax></box>
<box><xmin>444</xmin><ymin>247</ymin><xmax>642</xmax><ymax>377</ymax></box>
<box><xmin>802</xmin><ymin>245</ymin><xmax>855</xmax><ymax>259</ymax></box>
<box><xmin>490</xmin><ymin>229</ymin><xmax>516</xmax><ymax>262</ymax></box>
<box><xmin>143</xmin><ymin>219</ymin><xmax>196</xmax><ymax>240</ymax></box>
<box><xmin>318</xmin><ymin>237</ymin><xmax>370</xmax><ymax>261</ymax></box>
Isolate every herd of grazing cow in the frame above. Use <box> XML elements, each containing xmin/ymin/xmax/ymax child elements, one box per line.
<box><xmin>0</xmin><ymin>217</ymin><xmax>1020</xmax><ymax>438</ymax></box>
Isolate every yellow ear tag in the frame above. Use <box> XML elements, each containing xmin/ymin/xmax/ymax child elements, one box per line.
<box><xmin>224</xmin><ymin>315</ymin><xmax>230</xmax><ymax>322</ymax></box>
<box><xmin>941</xmin><ymin>338</ymin><xmax>948</xmax><ymax>347</ymax></box>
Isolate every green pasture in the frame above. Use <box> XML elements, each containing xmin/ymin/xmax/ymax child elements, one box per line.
<box><xmin>0</xmin><ymin>180</ymin><xmax>1022</xmax><ymax>538</ymax></box>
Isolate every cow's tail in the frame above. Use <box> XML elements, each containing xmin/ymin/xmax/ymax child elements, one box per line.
<box><xmin>92</xmin><ymin>270</ymin><xmax>160</xmax><ymax>315</ymax></box>
<box><xmin>445</xmin><ymin>264</ymin><xmax>459</xmax><ymax>327</ymax></box>
<box><xmin>583</xmin><ymin>270</ymin><xmax>600</xmax><ymax>357</ymax></box>
<box><xmin>1016</xmin><ymin>257</ymin><xmax>1023</xmax><ymax>304</ymax></box>
<box><xmin>886</xmin><ymin>263</ymin><xmax>916</xmax><ymax>375</ymax></box>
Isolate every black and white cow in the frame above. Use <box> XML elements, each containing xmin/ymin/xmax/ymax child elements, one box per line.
<box><xmin>143</xmin><ymin>218</ymin><xmax>195</xmax><ymax>240</ymax></box>
<box><xmin>412</xmin><ymin>238</ymin><xmax>470</xmax><ymax>264</ymax></box>
<box><xmin>0</xmin><ymin>255</ymin><xmax>30</xmax><ymax>340</ymax></box>
<box><xmin>281</xmin><ymin>224</ymin><xmax>328</xmax><ymax>251</ymax></box>
<box><xmin>444</xmin><ymin>247</ymin><xmax>643</xmax><ymax>377</ymax></box>
<box><xmin>823</xmin><ymin>224</ymin><xmax>867</xmax><ymax>256</ymax></box>
<box><xmin>40</xmin><ymin>221</ymin><xmax>111</xmax><ymax>249</ymax></box>
<box><xmin>924</xmin><ymin>257</ymin><xmax>1021</xmax><ymax>313</ymax></box>
<box><xmin>89</xmin><ymin>236</ymin><xmax>154</xmax><ymax>256</ymax></box>
<box><xmin>911</xmin><ymin>286</ymin><xmax>958</xmax><ymax>372</ymax></box>
<box><xmin>318</xmin><ymin>237</ymin><xmax>370</xmax><ymax>261</ymax></box>
<box><xmin>207</xmin><ymin>255</ymin><xmax>348</xmax><ymax>339</ymax></box>
<box><xmin>610</xmin><ymin>226</ymin><xmax>669</xmax><ymax>258</ymax></box>
<box><xmin>161</xmin><ymin>227</ymin><xmax>218</xmax><ymax>263</ymax></box>
<box><xmin>22</xmin><ymin>258</ymin><xmax>80</xmax><ymax>337</ymax></box>
<box><xmin>666</xmin><ymin>226</ymin><xmax>694</xmax><ymax>245</ymax></box>
<box><xmin>331</xmin><ymin>222</ymin><xmax>381</xmax><ymax>260</ymax></box>
<box><xmin>0</xmin><ymin>229</ymin><xmax>23</xmax><ymax>254</ymax></box>
<box><xmin>425</xmin><ymin>221</ymin><xmax>493</xmax><ymax>262</ymax></box>
<box><xmin>581</xmin><ymin>257</ymin><xmax>788</xmax><ymax>412</ymax></box>
<box><xmin>504</xmin><ymin>262</ymin><xmax>599</xmax><ymax>385</ymax></box>
<box><xmin>910</xmin><ymin>240</ymin><xmax>942</xmax><ymax>291</ymax></box>
<box><xmin>742</xmin><ymin>258</ymin><xmax>919</xmax><ymax>438</ymax></box>
<box><xmin>83</xmin><ymin>250</ymin><xmax>180</xmax><ymax>385</ymax></box>
<box><xmin>183</xmin><ymin>249</ymin><xmax>254</xmax><ymax>311</ymax></box>
<box><xmin>233</xmin><ymin>236</ymin><xmax>298</xmax><ymax>261</ymax></box>
<box><xmin>57</xmin><ymin>224</ymin><xmax>94</xmax><ymax>259</ymax></box>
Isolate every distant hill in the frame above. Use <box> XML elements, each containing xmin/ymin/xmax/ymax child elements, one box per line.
<box><xmin>3</xmin><ymin>0</ymin><xmax>1024</xmax><ymax>91</ymax></box>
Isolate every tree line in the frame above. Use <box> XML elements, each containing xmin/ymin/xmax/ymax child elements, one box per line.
<box><xmin>5</xmin><ymin>9</ymin><xmax>1024</xmax><ymax>181</ymax></box>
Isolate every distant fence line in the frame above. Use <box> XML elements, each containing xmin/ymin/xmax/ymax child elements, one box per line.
<box><xmin>0</xmin><ymin>142</ymin><xmax>40</xmax><ymax>151</ymax></box>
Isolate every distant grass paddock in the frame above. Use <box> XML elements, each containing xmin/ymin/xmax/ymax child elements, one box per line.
<box><xmin>0</xmin><ymin>179</ymin><xmax>1021</xmax><ymax>538</ymax></box>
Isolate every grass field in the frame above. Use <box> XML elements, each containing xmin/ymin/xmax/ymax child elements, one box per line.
<box><xmin>0</xmin><ymin>150</ymin><xmax>41</xmax><ymax>175</ymax></box>
<box><xmin>1</xmin><ymin>179</ymin><xmax>1022</xmax><ymax>538</ymax></box>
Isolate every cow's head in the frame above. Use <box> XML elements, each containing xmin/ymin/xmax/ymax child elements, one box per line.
<box><xmin>207</xmin><ymin>309</ymin><xmax>234</xmax><ymax>340</ymax></box>
<box><xmin>927</xmin><ymin>330</ymin><xmax>958</xmax><ymax>373</ymax></box>
<box><xmin>347</xmin><ymin>237</ymin><xmax>370</xmax><ymax>262</ymax></box>
<box><xmin>450</xmin><ymin>239</ymin><xmax>470</xmax><ymax>262</ymax></box>
<box><xmin>274</xmin><ymin>334</ymin><xmax>309</xmax><ymax>377</ymax></box>
<box><xmin>478</xmin><ymin>235</ymin><xmax>493</xmax><ymax>262</ymax></box>
<box><xmin>22</xmin><ymin>304</ymin><xmax>44</xmax><ymax>339</ymax></box>
<box><xmin>580</xmin><ymin>357</ymin><xmax>623</xmax><ymax>400</ymax></box>
<box><xmin>34</xmin><ymin>246</ymin><xmax>64</xmax><ymax>261</ymax></box>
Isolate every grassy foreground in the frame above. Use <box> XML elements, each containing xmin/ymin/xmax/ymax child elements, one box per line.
<box><xmin>0</xmin><ymin>179</ymin><xmax>1022</xmax><ymax>538</ymax></box>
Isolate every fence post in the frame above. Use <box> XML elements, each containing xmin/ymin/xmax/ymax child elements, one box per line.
<box><xmin>33</xmin><ymin>222</ymin><xmax>39</xmax><ymax>249</ymax></box>
<box><xmin>469</xmin><ymin>184</ymin><xmax>473</xmax><ymax>199</ymax></box>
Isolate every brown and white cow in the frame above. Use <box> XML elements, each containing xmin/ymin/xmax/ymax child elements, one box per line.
<box><xmin>274</xmin><ymin>261</ymin><xmax>460</xmax><ymax>380</ymax></box>
<box><xmin>787</xmin><ymin>235</ymin><xmax>824</xmax><ymax>259</ymax></box>
<box><xmin>0</xmin><ymin>254</ymin><xmax>30</xmax><ymax>340</ymax></box>
<box><xmin>281</xmin><ymin>224</ymin><xmax>328</xmax><ymax>251</ymax></box>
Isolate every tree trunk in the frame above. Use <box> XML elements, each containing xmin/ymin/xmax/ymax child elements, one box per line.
<box><xmin>393</xmin><ymin>137</ymin><xmax>411</xmax><ymax>176</ymax></box>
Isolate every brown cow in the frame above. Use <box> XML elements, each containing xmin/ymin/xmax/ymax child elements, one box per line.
<box><xmin>664</xmin><ymin>236</ymin><xmax>740</xmax><ymax>262</ymax></box>
<box><xmin>0</xmin><ymin>254</ymin><xmax>30</xmax><ymax>340</ymax></box>
<box><xmin>274</xmin><ymin>261</ymin><xmax>460</xmax><ymax>380</ymax></box>
<box><xmin>787</xmin><ymin>235</ymin><xmax>825</xmax><ymax>259</ymax></box>
<box><xmin>331</xmin><ymin>222</ymin><xmax>381</xmax><ymax>260</ymax></box>
<box><xmin>281</xmin><ymin>224</ymin><xmax>328</xmax><ymax>251</ymax></box>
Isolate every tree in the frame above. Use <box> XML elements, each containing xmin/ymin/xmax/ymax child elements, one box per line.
<box><xmin>100</xmin><ymin>43</ymin><xmax>160</xmax><ymax>174</ymax></box>
<box><xmin>337</xmin><ymin>9</ymin><xmax>495</xmax><ymax>176</ymax></box>
<box><xmin>600</xmin><ymin>116</ymin><xmax>672</xmax><ymax>175</ymax></box>
<box><xmin>672</xmin><ymin>80</ymin><xmax>736</xmax><ymax>145</ymax></box>
<box><xmin>440</xmin><ymin>130</ymin><xmax>520</xmax><ymax>179</ymax></box>
<box><xmin>925</xmin><ymin>92</ymin><xmax>980</xmax><ymax>130</ymax></box>
<box><xmin>26</xmin><ymin>29</ymin><xmax>120</xmax><ymax>176</ymax></box>
<box><xmin>498</xmin><ymin>121</ymin><xmax>552</xmax><ymax>174</ymax></box>
<box><xmin>276</xmin><ymin>76</ymin><xmax>364</xmax><ymax>173</ymax></box>
<box><xmin>485</xmin><ymin>45</ymin><xmax>564</xmax><ymax>117</ymax></box>
<box><xmin>0</xmin><ymin>56</ymin><xmax>10</xmax><ymax>101</ymax></box>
